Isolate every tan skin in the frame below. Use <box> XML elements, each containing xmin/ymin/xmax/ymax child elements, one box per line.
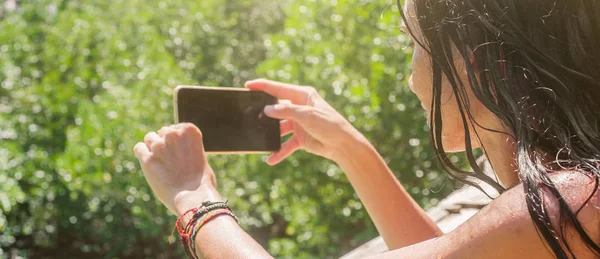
<box><xmin>133</xmin><ymin>0</ymin><xmax>599</xmax><ymax>257</ymax></box>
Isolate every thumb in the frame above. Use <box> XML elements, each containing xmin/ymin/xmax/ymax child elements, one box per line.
<box><xmin>264</xmin><ymin>103</ymin><xmax>313</xmax><ymax>122</ymax></box>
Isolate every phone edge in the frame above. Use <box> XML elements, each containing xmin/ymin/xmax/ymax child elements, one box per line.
<box><xmin>205</xmin><ymin>151</ymin><xmax>274</xmax><ymax>155</ymax></box>
<box><xmin>175</xmin><ymin>85</ymin><xmax>251</xmax><ymax>92</ymax></box>
<box><xmin>173</xmin><ymin>86</ymin><xmax>181</xmax><ymax>124</ymax></box>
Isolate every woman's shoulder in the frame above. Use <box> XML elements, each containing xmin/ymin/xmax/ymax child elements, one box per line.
<box><xmin>545</xmin><ymin>171</ymin><xmax>599</xmax><ymax>256</ymax></box>
<box><xmin>500</xmin><ymin>171</ymin><xmax>599</xmax><ymax>215</ymax></box>
<box><xmin>544</xmin><ymin>170</ymin><xmax>599</xmax><ymax>215</ymax></box>
<box><xmin>500</xmin><ymin>170</ymin><xmax>599</xmax><ymax>214</ymax></box>
<box><xmin>444</xmin><ymin>171</ymin><xmax>599</xmax><ymax>258</ymax></box>
<box><xmin>504</xmin><ymin>170</ymin><xmax>600</xmax><ymax>257</ymax></box>
<box><xmin>376</xmin><ymin>171</ymin><xmax>599</xmax><ymax>259</ymax></box>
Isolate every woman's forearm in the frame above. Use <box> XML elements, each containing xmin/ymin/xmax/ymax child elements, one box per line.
<box><xmin>175</xmin><ymin>188</ymin><xmax>273</xmax><ymax>259</ymax></box>
<box><xmin>190</xmin><ymin>216</ymin><xmax>272</xmax><ymax>259</ymax></box>
<box><xmin>333</xmin><ymin>135</ymin><xmax>442</xmax><ymax>249</ymax></box>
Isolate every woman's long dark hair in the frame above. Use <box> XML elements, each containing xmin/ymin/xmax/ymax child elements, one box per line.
<box><xmin>398</xmin><ymin>0</ymin><xmax>600</xmax><ymax>258</ymax></box>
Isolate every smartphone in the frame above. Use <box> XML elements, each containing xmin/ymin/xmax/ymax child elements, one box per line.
<box><xmin>173</xmin><ymin>85</ymin><xmax>280</xmax><ymax>154</ymax></box>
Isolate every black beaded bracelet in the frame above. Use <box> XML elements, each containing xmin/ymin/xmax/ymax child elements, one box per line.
<box><xmin>191</xmin><ymin>200</ymin><xmax>231</xmax><ymax>220</ymax></box>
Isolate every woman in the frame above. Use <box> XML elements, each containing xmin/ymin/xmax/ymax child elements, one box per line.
<box><xmin>133</xmin><ymin>0</ymin><xmax>600</xmax><ymax>258</ymax></box>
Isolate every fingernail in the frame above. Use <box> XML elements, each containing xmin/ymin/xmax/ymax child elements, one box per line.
<box><xmin>264</xmin><ymin>105</ymin><xmax>275</xmax><ymax>114</ymax></box>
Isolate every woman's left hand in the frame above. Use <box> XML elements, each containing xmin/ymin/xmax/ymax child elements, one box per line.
<box><xmin>133</xmin><ymin>123</ymin><xmax>221</xmax><ymax>215</ymax></box>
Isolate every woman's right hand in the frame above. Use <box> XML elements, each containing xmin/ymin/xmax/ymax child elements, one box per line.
<box><xmin>245</xmin><ymin>79</ymin><xmax>366</xmax><ymax>165</ymax></box>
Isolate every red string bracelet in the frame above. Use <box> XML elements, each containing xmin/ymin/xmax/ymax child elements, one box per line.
<box><xmin>169</xmin><ymin>207</ymin><xmax>198</xmax><ymax>244</ymax></box>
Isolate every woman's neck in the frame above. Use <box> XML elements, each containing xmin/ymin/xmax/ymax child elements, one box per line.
<box><xmin>476</xmin><ymin>127</ymin><xmax>520</xmax><ymax>188</ymax></box>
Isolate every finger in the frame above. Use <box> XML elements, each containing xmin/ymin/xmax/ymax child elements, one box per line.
<box><xmin>267</xmin><ymin>136</ymin><xmax>301</xmax><ymax>166</ymax></box>
<box><xmin>150</xmin><ymin>139</ymin><xmax>167</xmax><ymax>155</ymax></box>
<box><xmin>245</xmin><ymin>79</ymin><xmax>311</xmax><ymax>105</ymax></box>
<box><xmin>166</xmin><ymin>123</ymin><xmax>206</xmax><ymax>154</ymax></box>
<box><xmin>172</xmin><ymin>123</ymin><xmax>204</xmax><ymax>144</ymax></box>
<box><xmin>280</xmin><ymin>120</ymin><xmax>294</xmax><ymax>136</ymax></box>
<box><xmin>144</xmin><ymin>132</ymin><xmax>161</xmax><ymax>149</ymax></box>
<box><xmin>157</xmin><ymin>126</ymin><xmax>170</xmax><ymax>137</ymax></box>
<box><xmin>163</xmin><ymin>130</ymin><xmax>179</xmax><ymax>146</ymax></box>
<box><xmin>133</xmin><ymin>142</ymin><xmax>151</xmax><ymax>161</ymax></box>
<box><xmin>173</xmin><ymin>123</ymin><xmax>201</xmax><ymax>136</ymax></box>
<box><xmin>172</xmin><ymin>123</ymin><xmax>193</xmax><ymax>130</ymax></box>
<box><xmin>264</xmin><ymin>103</ymin><xmax>312</xmax><ymax>121</ymax></box>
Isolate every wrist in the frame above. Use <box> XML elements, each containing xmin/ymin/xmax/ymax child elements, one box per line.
<box><xmin>173</xmin><ymin>184</ymin><xmax>222</xmax><ymax>217</ymax></box>
<box><xmin>331</xmin><ymin>129</ymin><xmax>373</xmax><ymax>165</ymax></box>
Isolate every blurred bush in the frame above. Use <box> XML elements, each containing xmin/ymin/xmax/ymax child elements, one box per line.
<box><xmin>0</xmin><ymin>0</ymin><xmax>453</xmax><ymax>258</ymax></box>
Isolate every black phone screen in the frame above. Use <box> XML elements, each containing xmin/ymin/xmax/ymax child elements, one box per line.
<box><xmin>176</xmin><ymin>87</ymin><xmax>280</xmax><ymax>153</ymax></box>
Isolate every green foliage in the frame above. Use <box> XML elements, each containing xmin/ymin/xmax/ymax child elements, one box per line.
<box><xmin>0</xmin><ymin>0</ymin><xmax>453</xmax><ymax>258</ymax></box>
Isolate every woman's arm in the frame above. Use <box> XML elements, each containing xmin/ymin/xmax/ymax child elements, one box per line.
<box><xmin>246</xmin><ymin>79</ymin><xmax>441</xmax><ymax>249</ymax></box>
<box><xmin>334</xmin><ymin>137</ymin><xmax>442</xmax><ymax>249</ymax></box>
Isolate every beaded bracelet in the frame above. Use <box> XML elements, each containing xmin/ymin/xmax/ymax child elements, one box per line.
<box><xmin>170</xmin><ymin>200</ymin><xmax>238</xmax><ymax>259</ymax></box>
<box><xmin>191</xmin><ymin>202</ymin><xmax>230</xmax><ymax>220</ymax></box>
<box><xmin>170</xmin><ymin>201</ymin><xmax>231</xmax><ymax>243</ymax></box>
<box><xmin>187</xmin><ymin>208</ymin><xmax>238</xmax><ymax>257</ymax></box>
